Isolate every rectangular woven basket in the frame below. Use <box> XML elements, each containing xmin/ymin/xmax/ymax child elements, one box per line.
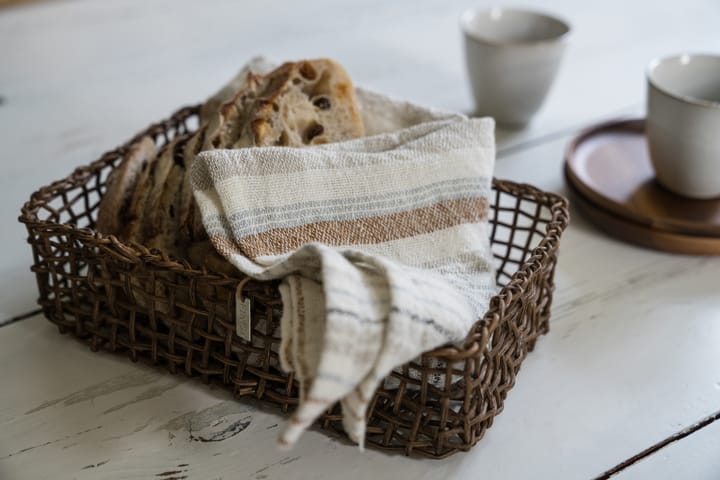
<box><xmin>19</xmin><ymin>105</ymin><xmax>569</xmax><ymax>458</ymax></box>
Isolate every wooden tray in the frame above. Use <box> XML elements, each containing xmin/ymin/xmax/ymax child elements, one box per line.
<box><xmin>564</xmin><ymin>118</ymin><xmax>720</xmax><ymax>255</ymax></box>
<box><xmin>567</xmin><ymin>182</ymin><xmax>720</xmax><ymax>254</ymax></box>
<box><xmin>565</xmin><ymin>118</ymin><xmax>720</xmax><ymax>237</ymax></box>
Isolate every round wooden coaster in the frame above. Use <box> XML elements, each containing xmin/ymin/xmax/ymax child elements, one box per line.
<box><xmin>567</xmin><ymin>182</ymin><xmax>720</xmax><ymax>255</ymax></box>
<box><xmin>565</xmin><ymin>118</ymin><xmax>720</xmax><ymax>237</ymax></box>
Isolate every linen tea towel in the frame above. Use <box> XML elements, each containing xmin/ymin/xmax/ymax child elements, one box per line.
<box><xmin>191</xmin><ymin>90</ymin><xmax>498</xmax><ymax>448</ymax></box>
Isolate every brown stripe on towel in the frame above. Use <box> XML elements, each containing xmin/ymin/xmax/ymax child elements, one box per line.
<box><xmin>215</xmin><ymin>196</ymin><xmax>489</xmax><ymax>259</ymax></box>
<box><xmin>208</xmin><ymin>233</ymin><xmax>243</xmax><ymax>258</ymax></box>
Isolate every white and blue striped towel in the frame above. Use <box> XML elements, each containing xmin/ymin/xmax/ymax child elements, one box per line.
<box><xmin>191</xmin><ymin>88</ymin><xmax>497</xmax><ymax>448</ymax></box>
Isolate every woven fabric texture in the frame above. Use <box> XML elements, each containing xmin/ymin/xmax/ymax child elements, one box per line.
<box><xmin>192</xmin><ymin>91</ymin><xmax>497</xmax><ymax>447</ymax></box>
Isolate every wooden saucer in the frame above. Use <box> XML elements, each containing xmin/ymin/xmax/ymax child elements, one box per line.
<box><xmin>565</xmin><ymin>118</ymin><xmax>720</xmax><ymax>237</ymax></box>
<box><xmin>567</xmin><ymin>182</ymin><xmax>720</xmax><ymax>254</ymax></box>
<box><xmin>564</xmin><ymin>118</ymin><xmax>720</xmax><ymax>254</ymax></box>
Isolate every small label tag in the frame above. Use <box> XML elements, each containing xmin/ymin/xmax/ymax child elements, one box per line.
<box><xmin>236</xmin><ymin>286</ymin><xmax>252</xmax><ymax>342</ymax></box>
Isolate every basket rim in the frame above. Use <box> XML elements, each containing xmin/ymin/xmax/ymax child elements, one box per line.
<box><xmin>18</xmin><ymin>104</ymin><xmax>570</xmax><ymax>357</ymax></box>
<box><xmin>464</xmin><ymin>179</ymin><xmax>568</xmax><ymax>352</ymax></box>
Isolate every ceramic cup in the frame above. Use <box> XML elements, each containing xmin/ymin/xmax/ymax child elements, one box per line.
<box><xmin>461</xmin><ymin>7</ymin><xmax>570</xmax><ymax>126</ymax></box>
<box><xmin>646</xmin><ymin>54</ymin><xmax>720</xmax><ymax>199</ymax></box>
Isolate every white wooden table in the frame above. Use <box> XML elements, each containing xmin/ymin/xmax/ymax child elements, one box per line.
<box><xmin>1</xmin><ymin>1</ymin><xmax>719</xmax><ymax>478</ymax></box>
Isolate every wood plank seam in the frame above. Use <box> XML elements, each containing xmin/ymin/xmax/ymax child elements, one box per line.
<box><xmin>593</xmin><ymin>408</ymin><xmax>720</xmax><ymax>479</ymax></box>
<box><xmin>497</xmin><ymin>103</ymin><xmax>640</xmax><ymax>159</ymax></box>
<box><xmin>0</xmin><ymin>308</ymin><xmax>42</xmax><ymax>328</ymax></box>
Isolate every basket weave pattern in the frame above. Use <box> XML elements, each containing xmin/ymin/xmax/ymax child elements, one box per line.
<box><xmin>19</xmin><ymin>106</ymin><xmax>569</xmax><ymax>458</ymax></box>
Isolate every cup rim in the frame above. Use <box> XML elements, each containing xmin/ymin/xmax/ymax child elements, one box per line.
<box><xmin>460</xmin><ymin>7</ymin><xmax>571</xmax><ymax>47</ymax></box>
<box><xmin>647</xmin><ymin>53</ymin><xmax>720</xmax><ymax>110</ymax></box>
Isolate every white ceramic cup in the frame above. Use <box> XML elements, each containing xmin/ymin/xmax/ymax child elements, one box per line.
<box><xmin>646</xmin><ymin>54</ymin><xmax>720</xmax><ymax>199</ymax></box>
<box><xmin>461</xmin><ymin>7</ymin><xmax>570</xmax><ymax>127</ymax></box>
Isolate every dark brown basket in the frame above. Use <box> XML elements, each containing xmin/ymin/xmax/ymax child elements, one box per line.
<box><xmin>19</xmin><ymin>105</ymin><xmax>569</xmax><ymax>458</ymax></box>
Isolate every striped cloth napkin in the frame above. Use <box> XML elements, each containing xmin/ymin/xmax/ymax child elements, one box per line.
<box><xmin>191</xmin><ymin>89</ymin><xmax>497</xmax><ymax>448</ymax></box>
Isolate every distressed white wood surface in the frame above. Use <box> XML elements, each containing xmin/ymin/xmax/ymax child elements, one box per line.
<box><xmin>1</xmin><ymin>0</ymin><xmax>720</xmax><ymax>478</ymax></box>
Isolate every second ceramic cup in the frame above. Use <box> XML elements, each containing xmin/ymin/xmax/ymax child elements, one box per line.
<box><xmin>461</xmin><ymin>7</ymin><xmax>570</xmax><ymax>126</ymax></box>
<box><xmin>646</xmin><ymin>54</ymin><xmax>720</xmax><ymax>199</ymax></box>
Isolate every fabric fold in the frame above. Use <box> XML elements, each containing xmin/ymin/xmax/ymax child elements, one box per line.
<box><xmin>191</xmin><ymin>89</ymin><xmax>497</xmax><ymax>448</ymax></box>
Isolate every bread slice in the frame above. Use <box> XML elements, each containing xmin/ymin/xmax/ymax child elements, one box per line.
<box><xmin>177</xmin><ymin>125</ymin><xmax>207</xmax><ymax>245</ymax></box>
<box><xmin>228</xmin><ymin>59</ymin><xmax>364</xmax><ymax>148</ymax></box>
<box><xmin>123</xmin><ymin>136</ymin><xmax>181</xmax><ymax>244</ymax></box>
<box><xmin>141</xmin><ymin>135</ymin><xmax>189</xmax><ymax>250</ymax></box>
<box><xmin>96</xmin><ymin>136</ymin><xmax>156</xmax><ymax>235</ymax></box>
<box><xmin>146</xmin><ymin>158</ymin><xmax>186</xmax><ymax>257</ymax></box>
<box><xmin>250</xmin><ymin>58</ymin><xmax>364</xmax><ymax>146</ymax></box>
<box><xmin>199</xmin><ymin>56</ymin><xmax>275</xmax><ymax>125</ymax></box>
<box><xmin>203</xmin><ymin>73</ymin><xmax>263</xmax><ymax>150</ymax></box>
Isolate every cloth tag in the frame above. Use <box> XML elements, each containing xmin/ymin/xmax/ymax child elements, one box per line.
<box><xmin>235</xmin><ymin>285</ymin><xmax>252</xmax><ymax>341</ymax></box>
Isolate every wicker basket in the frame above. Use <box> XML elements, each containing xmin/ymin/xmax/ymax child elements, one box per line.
<box><xmin>19</xmin><ymin>105</ymin><xmax>569</xmax><ymax>458</ymax></box>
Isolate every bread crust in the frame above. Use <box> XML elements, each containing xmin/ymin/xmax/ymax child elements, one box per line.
<box><xmin>124</xmin><ymin>135</ymin><xmax>182</xmax><ymax>244</ymax></box>
<box><xmin>96</xmin><ymin>136</ymin><xmax>156</xmax><ymax>235</ymax></box>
